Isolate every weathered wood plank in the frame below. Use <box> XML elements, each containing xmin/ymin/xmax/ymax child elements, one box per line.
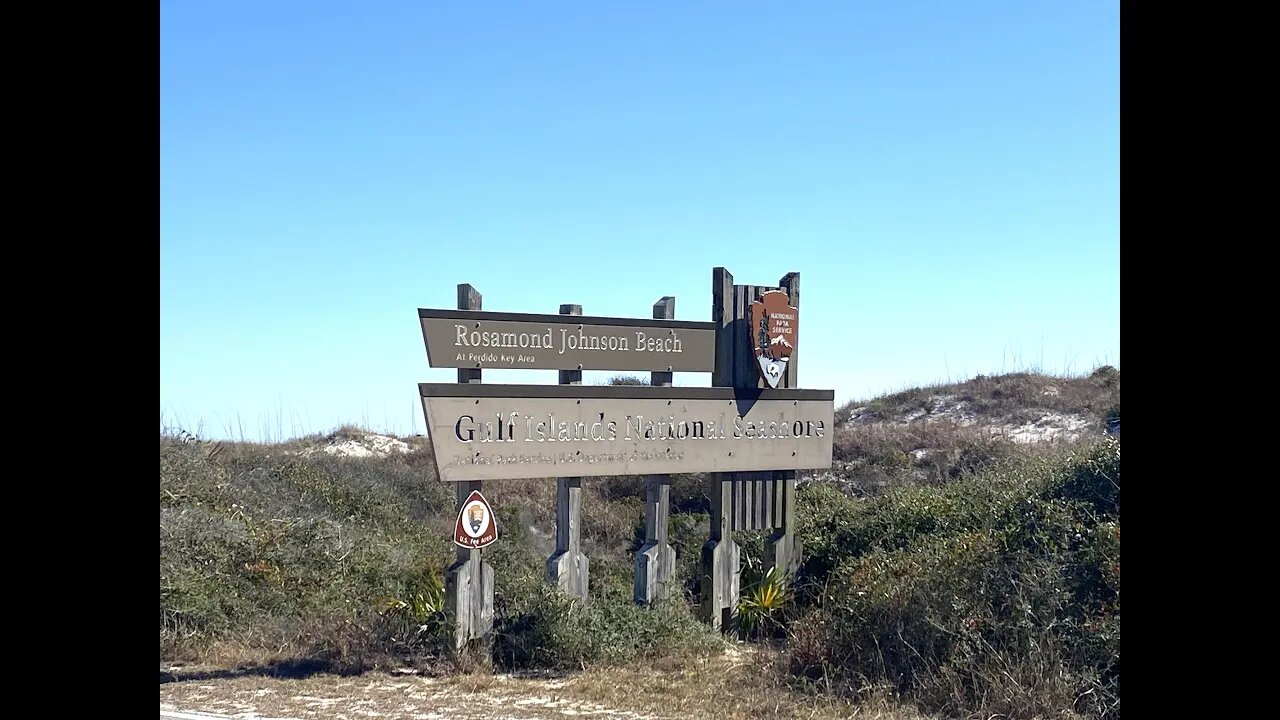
<box><xmin>444</xmin><ymin>284</ymin><xmax>493</xmax><ymax>651</ymax></box>
<box><xmin>547</xmin><ymin>303</ymin><xmax>590</xmax><ymax>600</ymax></box>
<box><xmin>766</xmin><ymin>477</ymin><xmax>776</xmax><ymax>529</ymax></box>
<box><xmin>557</xmin><ymin>304</ymin><xmax>584</xmax><ymax>386</ymax></box>
<box><xmin>737</xmin><ymin>475</ymin><xmax>749</xmax><ymax>530</ymax></box>
<box><xmin>547</xmin><ymin>476</ymin><xmax>589</xmax><ymax>598</ymax></box>
<box><xmin>712</xmin><ymin>268</ymin><xmax>734</xmax><ymax>388</ymax></box>
<box><xmin>773</xmin><ymin>474</ymin><xmax>785</xmax><ymax>529</ymax></box>
<box><xmin>766</xmin><ymin>470</ymin><xmax>802</xmax><ymax>579</ymax></box>
<box><xmin>650</xmin><ymin>296</ymin><xmax>675</xmax><ymax>387</ymax></box>
<box><xmin>636</xmin><ymin>296</ymin><xmax>678</xmax><ymax>606</ymax></box>
<box><xmin>703</xmin><ymin>270</ymin><xmax>740</xmax><ymax>631</ymax></box>
<box><xmin>758</xmin><ymin>477</ymin><xmax>769</xmax><ymax>531</ymax></box>
<box><xmin>733</xmin><ymin>285</ymin><xmax>755</xmax><ymax>388</ymax></box>
<box><xmin>635</xmin><ymin>475</ymin><xmax>676</xmax><ymax>605</ymax></box>
<box><xmin>764</xmin><ymin>273</ymin><xmax>803</xmax><ymax>577</ymax></box>
<box><xmin>700</xmin><ymin>476</ymin><xmax>740</xmax><ymax>632</ymax></box>
<box><xmin>456</xmin><ymin>284</ymin><xmax>483</xmax><ymax>386</ymax></box>
<box><xmin>755</xmin><ymin>477</ymin><xmax>767</xmax><ymax>530</ymax></box>
<box><xmin>735</xmin><ymin>288</ymin><xmax>774</xmax><ymax>528</ymax></box>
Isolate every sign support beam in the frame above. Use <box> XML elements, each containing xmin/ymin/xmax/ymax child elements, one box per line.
<box><xmin>700</xmin><ymin>268</ymin><xmax>804</xmax><ymax>633</ymax></box>
<box><xmin>444</xmin><ymin>283</ymin><xmax>495</xmax><ymax>652</ymax></box>
<box><xmin>635</xmin><ymin>296</ymin><xmax>678</xmax><ymax>606</ymax></box>
<box><xmin>546</xmin><ymin>304</ymin><xmax>590</xmax><ymax>600</ymax></box>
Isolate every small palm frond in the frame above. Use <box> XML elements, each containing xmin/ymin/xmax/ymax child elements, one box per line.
<box><xmin>737</xmin><ymin>566</ymin><xmax>793</xmax><ymax>638</ymax></box>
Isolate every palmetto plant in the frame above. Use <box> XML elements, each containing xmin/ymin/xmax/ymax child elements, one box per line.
<box><xmin>378</xmin><ymin>576</ymin><xmax>446</xmax><ymax>636</ymax></box>
<box><xmin>404</xmin><ymin>586</ymin><xmax>446</xmax><ymax>619</ymax></box>
<box><xmin>737</xmin><ymin>566</ymin><xmax>793</xmax><ymax>639</ymax></box>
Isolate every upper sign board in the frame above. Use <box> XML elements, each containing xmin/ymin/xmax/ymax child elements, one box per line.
<box><xmin>419</xmin><ymin>384</ymin><xmax>835</xmax><ymax>482</ymax></box>
<box><xmin>419</xmin><ymin>309</ymin><xmax>716</xmax><ymax>372</ymax></box>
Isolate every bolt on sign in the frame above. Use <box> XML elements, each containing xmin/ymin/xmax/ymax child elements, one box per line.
<box><xmin>751</xmin><ymin>289</ymin><xmax>798</xmax><ymax>388</ymax></box>
<box><xmin>418</xmin><ymin>309</ymin><xmax>716</xmax><ymax>373</ymax></box>
<box><xmin>454</xmin><ymin>490</ymin><xmax>498</xmax><ymax>549</ymax></box>
<box><xmin>419</xmin><ymin>384</ymin><xmax>835</xmax><ymax>483</ymax></box>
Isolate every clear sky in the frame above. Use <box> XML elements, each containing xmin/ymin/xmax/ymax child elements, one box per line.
<box><xmin>160</xmin><ymin>1</ymin><xmax>1119</xmax><ymax>442</ymax></box>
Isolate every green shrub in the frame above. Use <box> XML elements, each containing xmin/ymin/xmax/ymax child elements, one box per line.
<box><xmin>606</xmin><ymin>375</ymin><xmax>649</xmax><ymax>386</ymax></box>
<box><xmin>788</xmin><ymin>439</ymin><xmax>1121</xmax><ymax>719</ymax></box>
<box><xmin>793</xmin><ymin>484</ymin><xmax>865</xmax><ymax>596</ymax></box>
<box><xmin>160</xmin><ymin>435</ymin><xmax>454</xmax><ymax>664</ymax></box>
<box><xmin>1091</xmin><ymin>365</ymin><xmax>1120</xmax><ymax>386</ymax></box>
<box><xmin>492</xmin><ymin>588</ymin><xmax>722</xmax><ymax>669</ymax></box>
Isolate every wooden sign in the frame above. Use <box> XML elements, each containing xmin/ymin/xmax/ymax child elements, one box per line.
<box><xmin>419</xmin><ymin>384</ymin><xmax>834</xmax><ymax>482</ymax></box>
<box><xmin>454</xmin><ymin>489</ymin><xmax>498</xmax><ymax>548</ymax></box>
<box><xmin>419</xmin><ymin>309</ymin><xmax>715</xmax><ymax>372</ymax></box>
<box><xmin>750</xmin><ymin>290</ymin><xmax>797</xmax><ymax>388</ymax></box>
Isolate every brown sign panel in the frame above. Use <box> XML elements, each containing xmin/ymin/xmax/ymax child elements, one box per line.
<box><xmin>454</xmin><ymin>489</ymin><xmax>498</xmax><ymax>549</ymax></box>
<box><xmin>419</xmin><ymin>309</ymin><xmax>716</xmax><ymax>373</ymax></box>
<box><xmin>419</xmin><ymin>384</ymin><xmax>834</xmax><ymax>482</ymax></box>
<box><xmin>750</xmin><ymin>290</ymin><xmax>798</xmax><ymax>388</ymax></box>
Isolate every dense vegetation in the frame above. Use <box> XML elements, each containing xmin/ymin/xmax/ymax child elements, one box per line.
<box><xmin>161</xmin><ymin>368</ymin><xmax>1120</xmax><ymax>719</ymax></box>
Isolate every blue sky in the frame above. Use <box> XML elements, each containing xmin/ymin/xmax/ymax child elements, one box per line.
<box><xmin>160</xmin><ymin>1</ymin><xmax>1119</xmax><ymax>442</ymax></box>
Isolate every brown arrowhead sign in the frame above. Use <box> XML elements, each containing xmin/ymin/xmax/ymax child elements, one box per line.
<box><xmin>454</xmin><ymin>490</ymin><xmax>498</xmax><ymax>549</ymax></box>
<box><xmin>750</xmin><ymin>289</ymin><xmax>798</xmax><ymax>388</ymax></box>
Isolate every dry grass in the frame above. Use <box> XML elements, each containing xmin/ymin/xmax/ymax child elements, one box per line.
<box><xmin>819</xmin><ymin>368</ymin><xmax>1118</xmax><ymax>499</ymax></box>
<box><xmin>841</xmin><ymin>368</ymin><xmax>1119</xmax><ymax>430</ymax></box>
<box><xmin>561</xmin><ymin>649</ymin><xmax>925</xmax><ymax>720</ymax></box>
<box><xmin>824</xmin><ymin>418</ymin><xmax>1069</xmax><ymax>495</ymax></box>
<box><xmin>161</xmin><ymin>647</ymin><xmax>934</xmax><ymax>720</ymax></box>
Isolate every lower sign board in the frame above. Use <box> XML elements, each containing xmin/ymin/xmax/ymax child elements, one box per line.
<box><xmin>419</xmin><ymin>384</ymin><xmax>835</xmax><ymax>482</ymax></box>
<box><xmin>454</xmin><ymin>489</ymin><xmax>498</xmax><ymax>548</ymax></box>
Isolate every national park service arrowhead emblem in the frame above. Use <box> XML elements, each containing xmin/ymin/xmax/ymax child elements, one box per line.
<box><xmin>750</xmin><ymin>289</ymin><xmax>798</xmax><ymax>388</ymax></box>
<box><xmin>454</xmin><ymin>490</ymin><xmax>498</xmax><ymax>549</ymax></box>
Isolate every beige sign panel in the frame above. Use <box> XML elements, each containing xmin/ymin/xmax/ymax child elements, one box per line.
<box><xmin>419</xmin><ymin>310</ymin><xmax>715</xmax><ymax>372</ymax></box>
<box><xmin>419</xmin><ymin>384</ymin><xmax>834</xmax><ymax>482</ymax></box>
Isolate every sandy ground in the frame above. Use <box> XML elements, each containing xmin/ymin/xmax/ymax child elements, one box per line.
<box><xmin>850</xmin><ymin>393</ymin><xmax>1096</xmax><ymax>445</ymax></box>
<box><xmin>161</xmin><ymin>671</ymin><xmax>668</xmax><ymax>720</ymax></box>
<box><xmin>299</xmin><ymin>433</ymin><xmax>414</xmax><ymax>458</ymax></box>
<box><xmin>160</xmin><ymin>650</ymin><xmax>929</xmax><ymax>720</ymax></box>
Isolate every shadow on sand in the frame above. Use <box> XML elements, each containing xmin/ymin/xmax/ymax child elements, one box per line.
<box><xmin>160</xmin><ymin>658</ymin><xmax>374</xmax><ymax>684</ymax></box>
<box><xmin>160</xmin><ymin>657</ymin><xmax>576</xmax><ymax>685</ymax></box>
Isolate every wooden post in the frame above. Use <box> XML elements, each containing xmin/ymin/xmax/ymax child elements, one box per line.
<box><xmin>444</xmin><ymin>283</ymin><xmax>495</xmax><ymax>651</ymax></box>
<box><xmin>700</xmin><ymin>269</ymin><xmax>804</xmax><ymax>631</ymax></box>
<box><xmin>546</xmin><ymin>303</ymin><xmax>590</xmax><ymax>600</ymax></box>
<box><xmin>766</xmin><ymin>272</ymin><xmax>803</xmax><ymax>580</ymax></box>
<box><xmin>701</xmin><ymin>268</ymin><xmax>742</xmax><ymax>631</ymax></box>
<box><xmin>635</xmin><ymin>296</ymin><xmax>677</xmax><ymax>606</ymax></box>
